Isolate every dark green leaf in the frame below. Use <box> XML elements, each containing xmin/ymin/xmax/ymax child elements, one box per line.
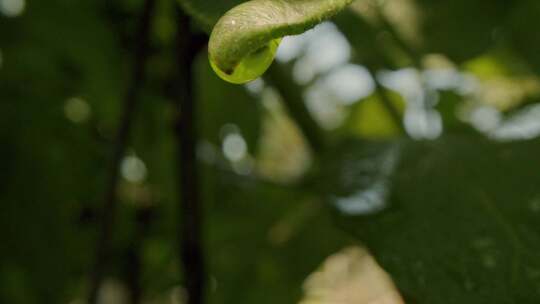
<box><xmin>324</xmin><ymin>136</ymin><xmax>540</xmax><ymax>302</ymax></box>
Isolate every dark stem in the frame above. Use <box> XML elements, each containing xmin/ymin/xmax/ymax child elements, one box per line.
<box><xmin>125</xmin><ymin>242</ymin><xmax>142</xmax><ymax>304</ymax></box>
<box><xmin>88</xmin><ymin>0</ymin><xmax>156</xmax><ymax>302</ymax></box>
<box><xmin>172</xmin><ymin>8</ymin><xmax>208</xmax><ymax>304</ymax></box>
<box><xmin>265</xmin><ymin>63</ymin><xmax>325</xmax><ymax>152</ymax></box>
<box><xmin>124</xmin><ymin>207</ymin><xmax>154</xmax><ymax>304</ymax></box>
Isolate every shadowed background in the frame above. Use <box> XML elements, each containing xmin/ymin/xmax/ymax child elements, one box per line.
<box><xmin>1</xmin><ymin>0</ymin><xmax>540</xmax><ymax>303</ymax></box>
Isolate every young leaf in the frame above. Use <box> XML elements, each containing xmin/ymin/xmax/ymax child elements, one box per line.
<box><xmin>208</xmin><ymin>0</ymin><xmax>353</xmax><ymax>84</ymax></box>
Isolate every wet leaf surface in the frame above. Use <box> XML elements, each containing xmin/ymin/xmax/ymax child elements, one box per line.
<box><xmin>323</xmin><ymin>135</ymin><xmax>540</xmax><ymax>303</ymax></box>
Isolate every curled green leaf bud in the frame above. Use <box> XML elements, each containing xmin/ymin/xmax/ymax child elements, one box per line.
<box><xmin>208</xmin><ymin>0</ymin><xmax>354</xmax><ymax>84</ymax></box>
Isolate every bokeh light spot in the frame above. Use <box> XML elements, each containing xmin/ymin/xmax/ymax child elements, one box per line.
<box><xmin>64</xmin><ymin>97</ymin><xmax>91</xmax><ymax>124</ymax></box>
<box><xmin>222</xmin><ymin>133</ymin><xmax>247</xmax><ymax>163</ymax></box>
<box><xmin>324</xmin><ymin>64</ymin><xmax>375</xmax><ymax>105</ymax></box>
<box><xmin>121</xmin><ymin>155</ymin><xmax>147</xmax><ymax>184</ymax></box>
<box><xmin>0</xmin><ymin>0</ymin><xmax>25</xmax><ymax>17</ymax></box>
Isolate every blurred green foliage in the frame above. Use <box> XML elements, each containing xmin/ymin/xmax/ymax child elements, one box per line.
<box><xmin>2</xmin><ymin>0</ymin><xmax>540</xmax><ymax>303</ymax></box>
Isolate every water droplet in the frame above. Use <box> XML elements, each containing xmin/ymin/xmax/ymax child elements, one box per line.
<box><xmin>210</xmin><ymin>39</ymin><xmax>281</xmax><ymax>84</ymax></box>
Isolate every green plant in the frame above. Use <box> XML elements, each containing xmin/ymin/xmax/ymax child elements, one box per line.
<box><xmin>205</xmin><ymin>0</ymin><xmax>353</xmax><ymax>83</ymax></box>
<box><xmin>3</xmin><ymin>0</ymin><xmax>540</xmax><ymax>303</ymax></box>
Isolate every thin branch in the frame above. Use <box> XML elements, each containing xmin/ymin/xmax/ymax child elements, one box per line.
<box><xmin>124</xmin><ymin>240</ymin><xmax>142</xmax><ymax>304</ymax></box>
<box><xmin>265</xmin><ymin>63</ymin><xmax>325</xmax><ymax>153</ymax></box>
<box><xmin>124</xmin><ymin>207</ymin><xmax>154</xmax><ymax>304</ymax></box>
<box><xmin>172</xmin><ymin>8</ymin><xmax>208</xmax><ymax>304</ymax></box>
<box><xmin>88</xmin><ymin>0</ymin><xmax>157</xmax><ymax>302</ymax></box>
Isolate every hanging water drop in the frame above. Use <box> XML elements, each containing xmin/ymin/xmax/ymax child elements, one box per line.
<box><xmin>210</xmin><ymin>39</ymin><xmax>281</xmax><ymax>84</ymax></box>
<box><xmin>207</xmin><ymin>0</ymin><xmax>353</xmax><ymax>84</ymax></box>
